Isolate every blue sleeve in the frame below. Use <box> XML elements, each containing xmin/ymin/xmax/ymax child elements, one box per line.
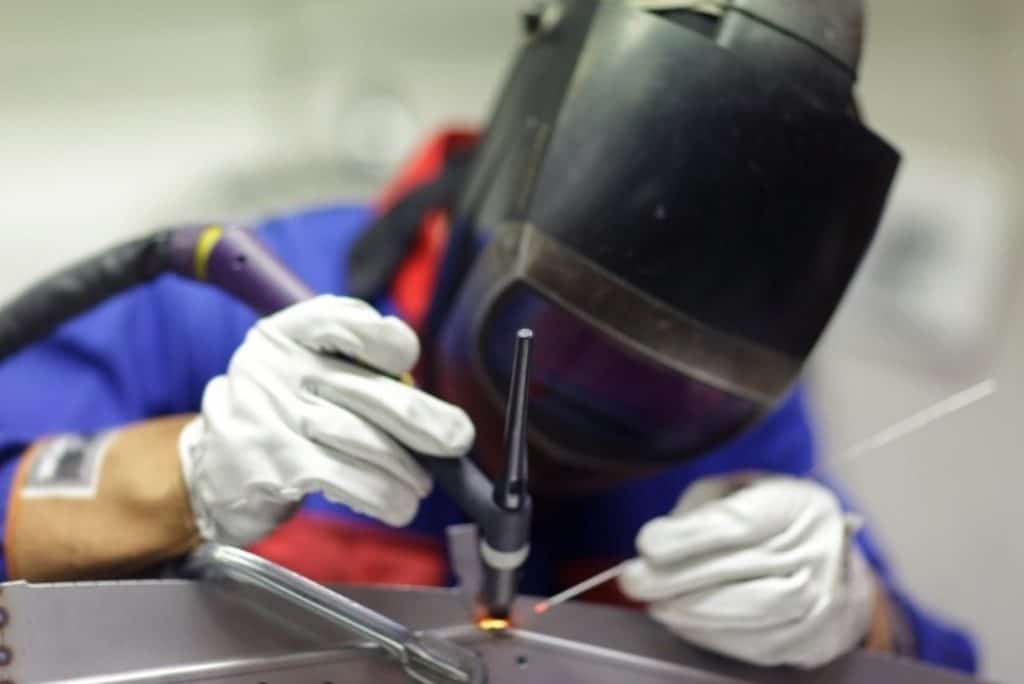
<box><xmin>0</xmin><ymin>204</ymin><xmax>370</xmax><ymax>579</ymax></box>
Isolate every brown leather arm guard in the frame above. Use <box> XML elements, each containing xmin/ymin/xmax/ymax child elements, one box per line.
<box><xmin>5</xmin><ymin>415</ymin><xmax>202</xmax><ymax>581</ymax></box>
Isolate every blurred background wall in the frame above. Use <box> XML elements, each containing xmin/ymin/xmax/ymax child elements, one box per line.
<box><xmin>812</xmin><ymin>2</ymin><xmax>1023</xmax><ymax>680</ymax></box>
<box><xmin>1</xmin><ymin>1</ymin><xmax>1020</xmax><ymax>679</ymax></box>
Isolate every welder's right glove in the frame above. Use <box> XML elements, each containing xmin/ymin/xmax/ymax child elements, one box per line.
<box><xmin>178</xmin><ymin>295</ymin><xmax>476</xmax><ymax>546</ymax></box>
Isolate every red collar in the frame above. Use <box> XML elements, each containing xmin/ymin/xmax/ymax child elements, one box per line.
<box><xmin>374</xmin><ymin>129</ymin><xmax>479</xmax><ymax>329</ymax></box>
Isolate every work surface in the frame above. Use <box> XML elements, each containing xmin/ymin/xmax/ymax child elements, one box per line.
<box><xmin>0</xmin><ymin>579</ymin><xmax>985</xmax><ymax>683</ymax></box>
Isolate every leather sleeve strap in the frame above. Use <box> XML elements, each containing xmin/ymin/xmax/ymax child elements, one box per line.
<box><xmin>6</xmin><ymin>415</ymin><xmax>201</xmax><ymax>581</ymax></box>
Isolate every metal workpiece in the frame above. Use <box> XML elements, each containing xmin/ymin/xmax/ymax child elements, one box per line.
<box><xmin>184</xmin><ymin>543</ymin><xmax>483</xmax><ymax>683</ymax></box>
<box><xmin>0</xmin><ymin>579</ymin><xmax>987</xmax><ymax>683</ymax></box>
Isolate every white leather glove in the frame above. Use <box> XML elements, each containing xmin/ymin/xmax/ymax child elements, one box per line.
<box><xmin>178</xmin><ymin>295</ymin><xmax>475</xmax><ymax>547</ymax></box>
<box><xmin>619</xmin><ymin>474</ymin><xmax>876</xmax><ymax>668</ymax></box>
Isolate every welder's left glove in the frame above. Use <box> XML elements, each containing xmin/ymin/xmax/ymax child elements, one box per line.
<box><xmin>619</xmin><ymin>475</ymin><xmax>876</xmax><ymax>668</ymax></box>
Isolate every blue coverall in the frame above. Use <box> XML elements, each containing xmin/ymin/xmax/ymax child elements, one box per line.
<box><xmin>0</xmin><ymin>204</ymin><xmax>977</xmax><ymax>672</ymax></box>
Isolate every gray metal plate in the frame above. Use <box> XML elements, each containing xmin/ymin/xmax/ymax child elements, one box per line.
<box><xmin>0</xmin><ymin>579</ymin><xmax>984</xmax><ymax>683</ymax></box>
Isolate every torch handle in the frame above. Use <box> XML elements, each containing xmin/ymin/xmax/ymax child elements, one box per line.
<box><xmin>167</xmin><ymin>224</ymin><xmax>314</xmax><ymax>314</ymax></box>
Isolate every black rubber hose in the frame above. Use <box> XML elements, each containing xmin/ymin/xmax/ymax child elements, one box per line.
<box><xmin>0</xmin><ymin>230</ymin><xmax>174</xmax><ymax>362</ymax></box>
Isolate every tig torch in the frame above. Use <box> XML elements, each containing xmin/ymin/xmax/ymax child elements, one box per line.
<box><xmin>0</xmin><ymin>223</ymin><xmax>532</xmax><ymax>621</ymax></box>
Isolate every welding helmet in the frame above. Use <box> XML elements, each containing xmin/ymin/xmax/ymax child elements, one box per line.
<box><xmin>425</xmin><ymin>0</ymin><xmax>900</xmax><ymax>492</ymax></box>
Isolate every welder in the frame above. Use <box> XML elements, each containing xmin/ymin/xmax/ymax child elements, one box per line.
<box><xmin>0</xmin><ymin>0</ymin><xmax>976</xmax><ymax>673</ymax></box>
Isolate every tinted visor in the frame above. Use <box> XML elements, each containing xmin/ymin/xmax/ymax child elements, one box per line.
<box><xmin>438</xmin><ymin>222</ymin><xmax>799</xmax><ymax>472</ymax></box>
<box><xmin>482</xmin><ymin>285</ymin><xmax>759</xmax><ymax>464</ymax></box>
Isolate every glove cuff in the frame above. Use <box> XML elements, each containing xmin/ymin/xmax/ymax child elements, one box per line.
<box><xmin>178</xmin><ymin>415</ymin><xmax>219</xmax><ymax>542</ymax></box>
<box><xmin>177</xmin><ymin>413</ymin><xmax>296</xmax><ymax>547</ymax></box>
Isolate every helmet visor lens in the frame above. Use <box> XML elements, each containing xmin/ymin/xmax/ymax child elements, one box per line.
<box><xmin>481</xmin><ymin>285</ymin><xmax>759</xmax><ymax>464</ymax></box>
